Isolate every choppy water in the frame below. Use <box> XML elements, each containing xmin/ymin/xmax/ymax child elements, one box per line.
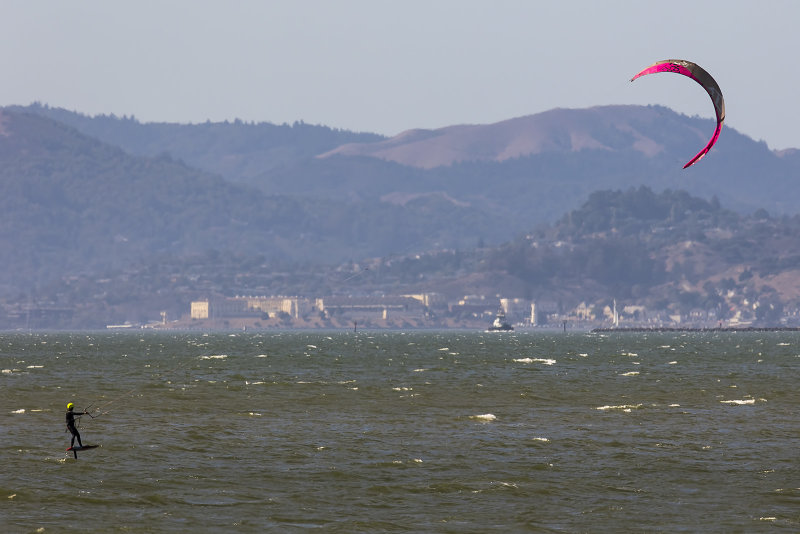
<box><xmin>2</xmin><ymin>330</ymin><xmax>799</xmax><ymax>532</ymax></box>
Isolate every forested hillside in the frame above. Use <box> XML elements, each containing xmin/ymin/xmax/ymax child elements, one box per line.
<box><xmin>10</xmin><ymin>103</ymin><xmax>384</xmax><ymax>186</ymax></box>
<box><xmin>373</xmin><ymin>187</ymin><xmax>799</xmax><ymax>324</ymax></box>
<box><xmin>3</xmin><ymin>104</ymin><xmax>800</xmax><ymax>328</ymax></box>
<box><xmin>4</xmin><ymin>185</ymin><xmax>799</xmax><ymax>329</ymax></box>
<box><xmin>18</xmin><ymin>104</ymin><xmax>800</xmax><ymax>223</ymax></box>
<box><xmin>0</xmin><ymin>109</ymin><xmax>497</xmax><ymax>297</ymax></box>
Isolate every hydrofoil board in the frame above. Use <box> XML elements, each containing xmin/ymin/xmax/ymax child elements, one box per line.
<box><xmin>66</xmin><ymin>445</ymin><xmax>99</xmax><ymax>452</ymax></box>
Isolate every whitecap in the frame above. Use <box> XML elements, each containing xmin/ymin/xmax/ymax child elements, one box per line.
<box><xmin>668</xmin><ymin>361</ymin><xmax>678</xmax><ymax>365</ymax></box>
<box><xmin>26</xmin><ymin>365</ymin><xmax>43</xmax><ymax>369</ymax></box>
<box><xmin>596</xmin><ymin>404</ymin><xmax>642</xmax><ymax>412</ymax></box>
<box><xmin>248</xmin><ymin>412</ymin><xmax>262</xmax><ymax>416</ymax></box>
<box><xmin>532</xmin><ymin>437</ymin><xmax>549</xmax><ymax>442</ymax></box>
<box><xmin>11</xmin><ymin>409</ymin><xmax>25</xmax><ymax>414</ymax></box>
<box><xmin>720</xmin><ymin>399</ymin><xmax>755</xmax><ymax>405</ymax></box>
<box><xmin>471</xmin><ymin>413</ymin><xmax>497</xmax><ymax>421</ymax></box>
<box><xmin>514</xmin><ymin>358</ymin><xmax>556</xmax><ymax>365</ymax></box>
<box><xmin>200</xmin><ymin>354</ymin><xmax>227</xmax><ymax>360</ymax></box>
<box><xmin>620</xmin><ymin>371</ymin><xmax>639</xmax><ymax>377</ymax></box>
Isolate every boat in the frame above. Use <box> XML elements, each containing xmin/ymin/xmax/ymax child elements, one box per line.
<box><xmin>487</xmin><ymin>310</ymin><xmax>514</xmax><ymax>332</ymax></box>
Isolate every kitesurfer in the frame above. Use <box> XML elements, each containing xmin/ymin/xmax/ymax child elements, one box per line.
<box><xmin>65</xmin><ymin>402</ymin><xmax>88</xmax><ymax>449</ymax></box>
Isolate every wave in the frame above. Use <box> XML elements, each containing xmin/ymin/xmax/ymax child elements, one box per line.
<box><xmin>514</xmin><ymin>358</ymin><xmax>556</xmax><ymax>365</ymax></box>
<box><xmin>596</xmin><ymin>404</ymin><xmax>642</xmax><ymax>412</ymax></box>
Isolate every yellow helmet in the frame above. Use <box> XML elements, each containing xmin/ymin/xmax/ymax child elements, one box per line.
<box><xmin>66</xmin><ymin>402</ymin><xmax>74</xmax><ymax>410</ymax></box>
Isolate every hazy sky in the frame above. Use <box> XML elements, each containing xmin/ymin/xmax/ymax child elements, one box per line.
<box><xmin>1</xmin><ymin>1</ymin><xmax>797</xmax><ymax>148</ymax></box>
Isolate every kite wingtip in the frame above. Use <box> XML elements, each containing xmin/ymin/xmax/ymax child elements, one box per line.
<box><xmin>683</xmin><ymin>154</ymin><xmax>704</xmax><ymax>169</ymax></box>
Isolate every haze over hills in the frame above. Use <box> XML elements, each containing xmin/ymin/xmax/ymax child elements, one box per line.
<box><xmin>3</xmin><ymin>103</ymin><xmax>800</xmax><ymax>328</ymax></box>
<box><xmin>8</xmin><ymin>103</ymin><xmax>385</xmax><ymax>184</ymax></box>
<box><xmin>318</xmin><ymin>105</ymin><xmax>686</xmax><ymax>168</ymax></box>
<box><xmin>0</xmin><ymin>108</ymin><xmax>497</xmax><ymax>297</ymax></box>
<box><xmin>20</xmin><ymin>103</ymin><xmax>799</xmax><ymax>221</ymax></box>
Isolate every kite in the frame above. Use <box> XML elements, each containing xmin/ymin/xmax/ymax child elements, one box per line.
<box><xmin>631</xmin><ymin>59</ymin><xmax>725</xmax><ymax>168</ymax></box>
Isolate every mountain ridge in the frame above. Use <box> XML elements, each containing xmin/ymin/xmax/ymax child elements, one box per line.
<box><xmin>7</xmin><ymin>103</ymin><xmax>796</xmax><ymax>223</ymax></box>
<box><xmin>316</xmin><ymin>105</ymin><xmax>729</xmax><ymax>168</ymax></box>
<box><xmin>0</xmin><ymin>108</ymin><xmax>498</xmax><ymax>296</ymax></box>
<box><xmin>2</xmin><ymin>104</ymin><xmax>800</xmax><ymax>327</ymax></box>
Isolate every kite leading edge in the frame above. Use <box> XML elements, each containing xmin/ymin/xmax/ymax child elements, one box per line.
<box><xmin>631</xmin><ymin>59</ymin><xmax>725</xmax><ymax>168</ymax></box>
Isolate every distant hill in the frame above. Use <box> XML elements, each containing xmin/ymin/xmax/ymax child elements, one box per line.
<box><xmin>5</xmin><ymin>103</ymin><xmax>800</xmax><ymax>328</ymax></box>
<box><xmin>0</xmin><ymin>109</ymin><xmax>495</xmax><ymax>297</ymax></box>
<box><xmin>312</xmin><ymin>105</ymin><xmax>796</xmax><ymax>217</ymax></box>
<box><xmin>0</xmin><ymin>109</ymin><xmax>297</xmax><ymax>294</ymax></box>
<box><xmin>8</xmin><ymin>103</ymin><xmax>385</xmax><ymax>187</ymax></box>
<box><xmin>318</xmin><ymin>105</ymin><xmax>680</xmax><ymax>168</ymax></box>
<box><xmin>256</xmin><ymin>108</ymin><xmax>795</xmax><ymax>234</ymax></box>
<box><xmin>8</xmin><ymin>185</ymin><xmax>798</xmax><ymax>329</ymax></box>
<box><xmin>363</xmin><ymin>186</ymin><xmax>800</xmax><ymax>324</ymax></box>
<box><xmin>16</xmin><ymin>104</ymin><xmax>798</xmax><ymax>224</ymax></box>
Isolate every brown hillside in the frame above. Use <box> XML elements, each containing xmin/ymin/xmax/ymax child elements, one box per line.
<box><xmin>318</xmin><ymin>105</ymin><xmax>669</xmax><ymax>169</ymax></box>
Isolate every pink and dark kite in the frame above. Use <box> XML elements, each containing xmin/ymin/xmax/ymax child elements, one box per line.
<box><xmin>631</xmin><ymin>59</ymin><xmax>725</xmax><ymax>169</ymax></box>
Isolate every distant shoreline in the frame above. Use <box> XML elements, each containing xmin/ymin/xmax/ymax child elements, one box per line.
<box><xmin>591</xmin><ymin>326</ymin><xmax>800</xmax><ymax>333</ymax></box>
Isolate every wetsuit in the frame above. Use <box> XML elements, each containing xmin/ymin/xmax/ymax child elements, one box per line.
<box><xmin>65</xmin><ymin>409</ymin><xmax>84</xmax><ymax>448</ymax></box>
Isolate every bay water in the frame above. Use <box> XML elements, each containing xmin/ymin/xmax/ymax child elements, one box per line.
<box><xmin>2</xmin><ymin>330</ymin><xmax>799</xmax><ymax>532</ymax></box>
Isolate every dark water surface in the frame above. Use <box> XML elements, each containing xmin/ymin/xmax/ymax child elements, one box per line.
<box><xmin>2</xmin><ymin>331</ymin><xmax>799</xmax><ymax>532</ymax></box>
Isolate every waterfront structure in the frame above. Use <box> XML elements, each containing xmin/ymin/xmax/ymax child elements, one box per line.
<box><xmin>190</xmin><ymin>296</ymin><xmax>310</xmax><ymax>320</ymax></box>
<box><xmin>316</xmin><ymin>296</ymin><xmax>424</xmax><ymax>321</ymax></box>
